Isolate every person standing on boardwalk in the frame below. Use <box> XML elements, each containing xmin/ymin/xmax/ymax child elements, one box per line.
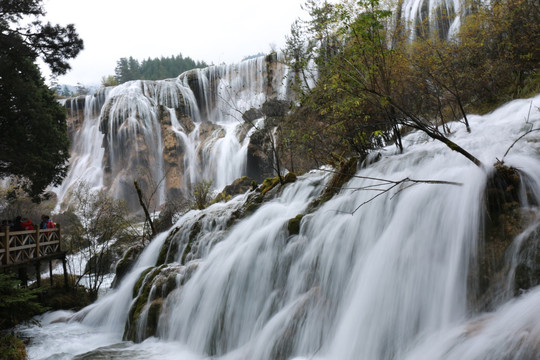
<box><xmin>40</xmin><ymin>215</ymin><xmax>55</xmax><ymax>229</ymax></box>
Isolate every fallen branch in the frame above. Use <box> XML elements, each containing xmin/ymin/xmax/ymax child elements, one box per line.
<box><xmin>347</xmin><ymin>176</ymin><xmax>461</xmax><ymax>214</ymax></box>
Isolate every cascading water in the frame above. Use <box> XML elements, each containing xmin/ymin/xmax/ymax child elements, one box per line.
<box><xmin>20</xmin><ymin>94</ymin><xmax>540</xmax><ymax>359</ymax></box>
<box><xmin>399</xmin><ymin>0</ymin><xmax>465</xmax><ymax>38</ymax></box>
<box><xmin>57</xmin><ymin>54</ymin><xmax>292</xmax><ymax>211</ymax></box>
<box><xmin>55</xmin><ymin>91</ymin><xmax>109</xmax><ymax>209</ymax></box>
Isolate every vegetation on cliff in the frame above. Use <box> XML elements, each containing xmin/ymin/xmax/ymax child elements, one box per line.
<box><xmin>280</xmin><ymin>0</ymin><xmax>539</xmax><ymax>172</ymax></box>
<box><xmin>114</xmin><ymin>54</ymin><xmax>208</xmax><ymax>84</ymax></box>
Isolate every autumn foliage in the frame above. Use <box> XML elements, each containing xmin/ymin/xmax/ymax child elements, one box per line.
<box><xmin>280</xmin><ymin>0</ymin><xmax>539</xmax><ymax>171</ymax></box>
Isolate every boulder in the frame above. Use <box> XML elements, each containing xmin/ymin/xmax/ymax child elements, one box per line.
<box><xmin>468</xmin><ymin>163</ymin><xmax>537</xmax><ymax>311</ymax></box>
<box><xmin>246</xmin><ymin>127</ymin><xmax>275</xmax><ymax>182</ymax></box>
<box><xmin>262</xmin><ymin>99</ymin><xmax>289</xmax><ymax>117</ymax></box>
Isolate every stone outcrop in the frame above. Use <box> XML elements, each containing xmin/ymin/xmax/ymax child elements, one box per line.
<box><xmin>246</xmin><ymin>126</ymin><xmax>275</xmax><ymax>182</ymax></box>
<box><xmin>245</xmin><ymin>99</ymin><xmax>290</xmax><ymax>183</ymax></box>
<box><xmin>159</xmin><ymin>105</ymin><xmax>187</xmax><ymax>201</ymax></box>
<box><xmin>469</xmin><ymin>163</ymin><xmax>538</xmax><ymax>311</ymax></box>
<box><xmin>111</xmin><ymin>243</ymin><xmax>146</xmax><ymax>288</ymax></box>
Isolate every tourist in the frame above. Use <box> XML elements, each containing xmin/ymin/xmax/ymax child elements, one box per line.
<box><xmin>40</xmin><ymin>215</ymin><xmax>55</xmax><ymax>229</ymax></box>
<box><xmin>20</xmin><ymin>217</ymin><xmax>34</xmax><ymax>230</ymax></box>
<box><xmin>12</xmin><ymin>216</ymin><xmax>22</xmax><ymax>231</ymax></box>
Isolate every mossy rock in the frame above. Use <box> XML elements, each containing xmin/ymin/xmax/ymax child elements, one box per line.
<box><xmin>261</xmin><ymin>176</ymin><xmax>281</xmax><ymax>196</ymax></box>
<box><xmin>156</xmin><ymin>226</ymin><xmax>181</xmax><ymax>265</ymax></box>
<box><xmin>212</xmin><ymin>176</ymin><xmax>257</xmax><ymax>204</ymax></box>
<box><xmin>260</xmin><ymin>173</ymin><xmax>297</xmax><ymax>197</ymax></box>
<box><xmin>181</xmin><ymin>221</ymin><xmax>202</xmax><ymax>265</ymax></box>
<box><xmin>288</xmin><ymin>214</ymin><xmax>304</xmax><ymax>235</ymax></box>
<box><xmin>112</xmin><ymin>244</ymin><xmax>145</xmax><ymax>288</ymax></box>
<box><xmin>469</xmin><ymin>163</ymin><xmax>537</xmax><ymax>310</ymax></box>
<box><xmin>261</xmin><ymin>99</ymin><xmax>289</xmax><ymax>117</ymax></box>
<box><xmin>125</xmin><ymin>263</ymin><xmax>188</xmax><ymax>342</ymax></box>
<box><xmin>306</xmin><ymin>157</ymin><xmax>358</xmax><ymax>213</ymax></box>
<box><xmin>321</xmin><ymin>157</ymin><xmax>357</xmax><ymax>202</ymax></box>
<box><xmin>132</xmin><ymin>267</ymin><xmax>155</xmax><ymax>299</ymax></box>
<box><xmin>125</xmin><ymin>266</ymin><xmax>164</xmax><ymax>341</ymax></box>
<box><xmin>242</xmin><ymin>193</ymin><xmax>265</xmax><ymax>216</ymax></box>
<box><xmin>283</xmin><ymin>172</ymin><xmax>297</xmax><ymax>184</ymax></box>
<box><xmin>485</xmin><ymin>162</ymin><xmax>521</xmax><ymax>216</ymax></box>
<box><xmin>0</xmin><ymin>334</ymin><xmax>26</xmax><ymax>360</ymax></box>
<box><xmin>144</xmin><ymin>298</ymin><xmax>163</xmax><ymax>339</ymax></box>
<box><xmin>512</xmin><ymin>222</ymin><xmax>540</xmax><ymax>295</ymax></box>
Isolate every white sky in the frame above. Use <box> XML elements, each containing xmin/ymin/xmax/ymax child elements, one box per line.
<box><xmin>42</xmin><ymin>0</ymin><xmax>308</xmax><ymax>86</ymax></box>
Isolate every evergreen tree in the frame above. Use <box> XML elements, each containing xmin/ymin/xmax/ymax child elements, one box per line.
<box><xmin>61</xmin><ymin>85</ymin><xmax>72</xmax><ymax>97</ymax></box>
<box><xmin>0</xmin><ymin>0</ymin><xmax>83</xmax><ymax>199</ymax></box>
<box><xmin>0</xmin><ymin>274</ymin><xmax>46</xmax><ymax>329</ymax></box>
<box><xmin>115</xmin><ymin>53</ymin><xmax>208</xmax><ymax>84</ymax></box>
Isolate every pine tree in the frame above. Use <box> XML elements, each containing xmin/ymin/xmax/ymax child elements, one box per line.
<box><xmin>0</xmin><ymin>274</ymin><xmax>46</xmax><ymax>329</ymax></box>
<box><xmin>0</xmin><ymin>0</ymin><xmax>83</xmax><ymax>199</ymax></box>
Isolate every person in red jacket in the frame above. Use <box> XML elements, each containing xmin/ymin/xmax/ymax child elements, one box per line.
<box><xmin>20</xmin><ymin>217</ymin><xmax>34</xmax><ymax>230</ymax></box>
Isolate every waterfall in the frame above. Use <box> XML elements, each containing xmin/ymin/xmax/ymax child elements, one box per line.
<box><xmin>399</xmin><ymin>0</ymin><xmax>466</xmax><ymax>38</ymax></box>
<box><xmin>21</xmin><ymin>94</ymin><xmax>540</xmax><ymax>359</ymax></box>
<box><xmin>55</xmin><ymin>91</ymin><xmax>108</xmax><ymax>209</ymax></box>
<box><xmin>57</xmin><ymin>54</ymin><xmax>291</xmax><ymax>211</ymax></box>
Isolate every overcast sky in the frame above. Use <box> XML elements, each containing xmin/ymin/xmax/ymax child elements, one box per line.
<box><xmin>41</xmin><ymin>0</ymin><xmax>309</xmax><ymax>86</ymax></box>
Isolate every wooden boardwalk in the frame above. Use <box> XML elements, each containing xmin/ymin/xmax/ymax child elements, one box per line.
<box><xmin>0</xmin><ymin>226</ymin><xmax>67</xmax><ymax>287</ymax></box>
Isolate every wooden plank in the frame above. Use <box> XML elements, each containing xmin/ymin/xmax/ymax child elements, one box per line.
<box><xmin>9</xmin><ymin>244</ymin><xmax>40</xmax><ymax>251</ymax></box>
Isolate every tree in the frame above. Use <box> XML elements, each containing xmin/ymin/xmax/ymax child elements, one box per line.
<box><xmin>455</xmin><ymin>0</ymin><xmax>539</xmax><ymax>103</ymax></box>
<box><xmin>101</xmin><ymin>74</ymin><xmax>118</xmax><ymax>87</ymax></box>
<box><xmin>192</xmin><ymin>179</ymin><xmax>214</xmax><ymax>210</ymax></box>
<box><xmin>61</xmin><ymin>85</ymin><xmax>72</xmax><ymax>97</ymax></box>
<box><xmin>0</xmin><ymin>273</ymin><xmax>46</xmax><ymax>329</ymax></box>
<box><xmin>75</xmin><ymin>82</ymin><xmax>89</xmax><ymax>95</ymax></box>
<box><xmin>282</xmin><ymin>0</ymin><xmax>485</xmax><ymax>168</ymax></box>
<box><xmin>114</xmin><ymin>53</ymin><xmax>208</xmax><ymax>84</ymax></box>
<box><xmin>0</xmin><ymin>0</ymin><xmax>83</xmax><ymax>199</ymax></box>
<box><xmin>64</xmin><ymin>182</ymin><xmax>133</xmax><ymax>298</ymax></box>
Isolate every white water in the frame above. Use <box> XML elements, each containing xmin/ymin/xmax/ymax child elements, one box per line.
<box><xmin>20</xmin><ymin>95</ymin><xmax>540</xmax><ymax>359</ymax></box>
<box><xmin>56</xmin><ymin>55</ymin><xmax>291</xmax><ymax>211</ymax></box>
<box><xmin>54</xmin><ymin>92</ymin><xmax>108</xmax><ymax>209</ymax></box>
<box><xmin>400</xmin><ymin>0</ymin><xmax>465</xmax><ymax>38</ymax></box>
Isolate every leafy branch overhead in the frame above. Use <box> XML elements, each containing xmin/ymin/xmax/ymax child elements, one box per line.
<box><xmin>0</xmin><ymin>0</ymin><xmax>83</xmax><ymax>75</ymax></box>
<box><xmin>0</xmin><ymin>0</ymin><xmax>83</xmax><ymax>199</ymax></box>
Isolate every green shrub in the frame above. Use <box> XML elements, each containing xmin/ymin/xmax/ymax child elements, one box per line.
<box><xmin>0</xmin><ymin>274</ymin><xmax>46</xmax><ymax>330</ymax></box>
<box><xmin>0</xmin><ymin>334</ymin><xmax>27</xmax><ymax>360</ymax></box>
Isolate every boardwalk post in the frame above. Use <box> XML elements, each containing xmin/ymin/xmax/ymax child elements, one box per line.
<box><xmin>62</xmin><ymin>255</ymin><xmax>68</xmax><ymax>289</ymax></box>
<box><xmin>35</xmin><ymin>227</ymin><xmax>41</xmax><ymax>258</ymax></box>
<box><xmin>57</xmin><ymin>224</ymin><xmax>62</xmax><ymax>251</ymax></box>
<box><xmin>35</xmin><ymin>261</ymin><xmax>41</xmax><ymax>287</ymax></box>
<box><xmin>3</xmin><ymin>226</ymin><xmax>10</xmax><ymax>265</ymax></box>
<box><xmin>49</xmin><ymin>260</ymin><xmax>53</xmax><ymax>286</ymax></box>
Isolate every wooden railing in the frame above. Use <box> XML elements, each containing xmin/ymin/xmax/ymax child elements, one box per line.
<box><xmin>0</xmin><ymin>225</ymin><xmax>62</xmax><ymax>266</ymax></box>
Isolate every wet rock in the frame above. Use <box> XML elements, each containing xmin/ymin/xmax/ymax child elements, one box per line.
<box><xmin>262</xmin><ymin>99</ymin><xmax>289</xmax><ymax>117</ymax></box>
<box><xmin>288</xmin><ymin>214</ymin><xmax>304</xmax><ymax>236</ymax></box>
<box><xmin>246</xmin><ymin>127</ymin><xmax>275</xmax><ymax>182</ymax></box>
<box><xmin>84</xmin><ymin>251</ymin><xmax>114</xmax><ymax>277</ymax></box>
<box><xmin>112</xmin><ymin>244</ymin><xmax>146</xmax><ymax>288</ymax></box>
<box><xmin>307</xmin><ymin>157</ymin><xmax>358</xmax><ymax>213</ymax></box>
<box><xmin>512</xmin><ymin>224</ymin><xmax>540</xmax><ymax>295</ymax></box>
<box><xmin>469</xmin><ymin>163</ymin><xmax>536</xmax><ymax>311</ymax></box>
<box><xmin>213</xmin><ymin>176</ymin><xmax>257</xmax><ymax>204</ymax></box>
<box><xmin>243</xmin><ymin>108</ymin><xmax>264</xmax><ymax>123</ymax></box>
<box><xmin>124</xmin><ymin>262</ymin><xmax>199</xmax><ymax>342</ymax></box>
